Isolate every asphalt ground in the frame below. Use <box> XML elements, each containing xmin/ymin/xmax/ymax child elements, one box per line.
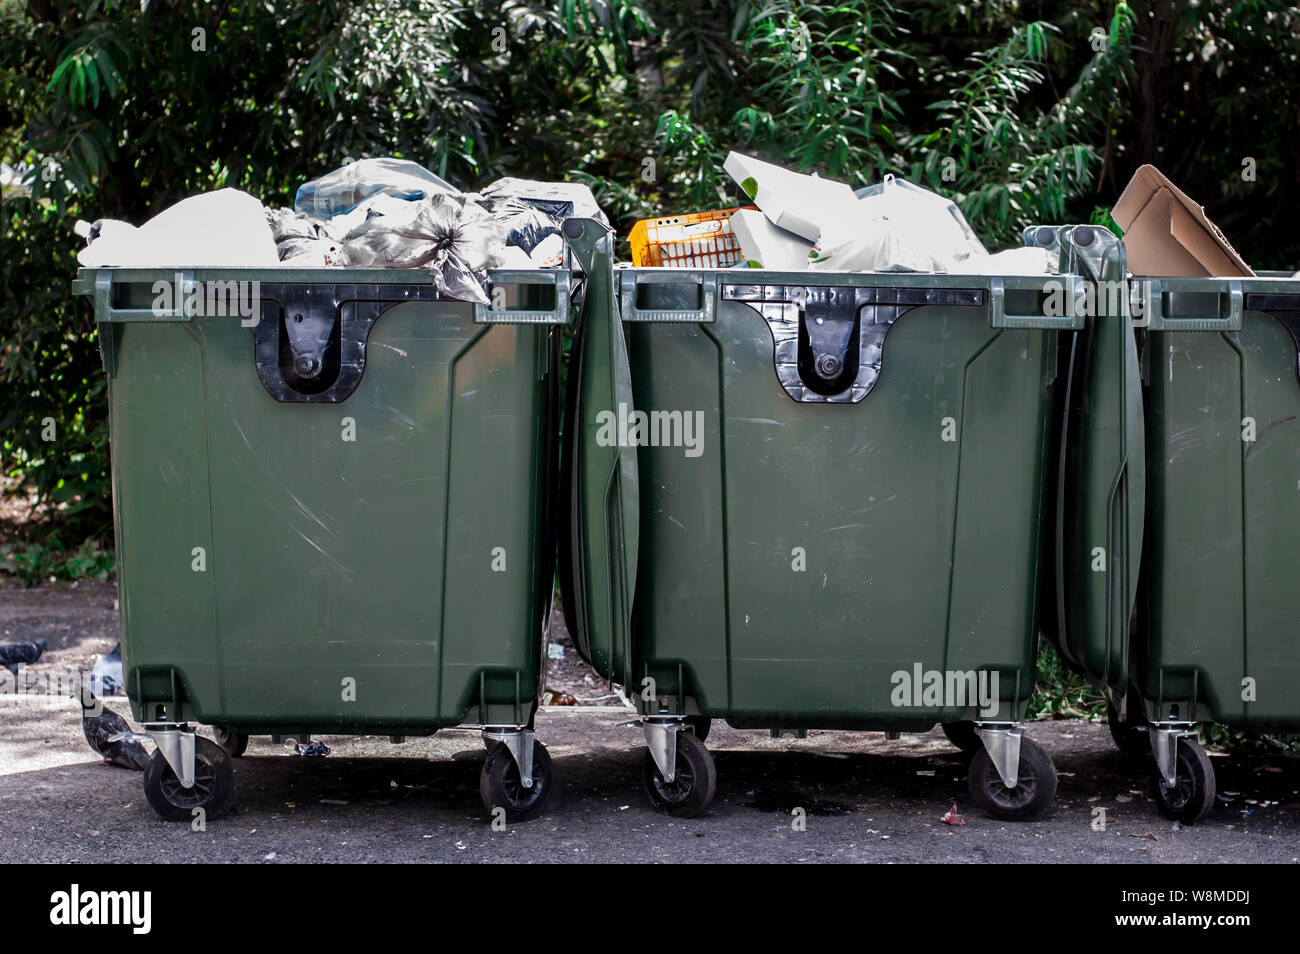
<box><xmin>3</xmin><ymin>695</ymin><xmax>1297</xmax><ymax>863</ymax></box>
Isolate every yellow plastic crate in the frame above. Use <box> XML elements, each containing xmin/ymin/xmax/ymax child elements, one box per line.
<box><xmin>628</xmin><ymin>207</ymin><xmax>753</xmax><ymax>268</ymax></box>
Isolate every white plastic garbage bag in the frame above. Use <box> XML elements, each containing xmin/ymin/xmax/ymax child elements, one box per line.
<box><xmin>957</xmin><ymin>246</ymin><xmax>1057</xmax><ymax>276</ymax></box>
<box><xmin>810</xmin><ymin>175</ymin><xmax>988</xmax><ymax>273</ymax></box>
<box><xmin>295</xmin><ymin>157</ymin><xmax>455</xmax><ymax>218</ymax></box>
<box><xmin>76</xmin><ymin>188</ymin><xmax>280</xmax><ymax>267</ymax></box>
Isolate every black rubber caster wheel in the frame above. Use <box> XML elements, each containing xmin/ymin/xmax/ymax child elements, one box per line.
<box><xmin>942</xmin><ymin>721</ymin><xmax>981</xmax><ymax>755</ymax></box>
<box><xmin>213</xmin><ymin>724</ymin><xmax>249</xmax><ymax>758</ymax></box>
<box><xmin>479</xmin><ymin>738</ymin><xmax>553</xmax><ymax>823</ymax></box>
<box><xmin>1151</xmin><ymin>736</ymin><xmax>1215</xmax><ymax>824</ymax></box>
<box><xmin>143</xmin><ymin>736</ymin><xmax>234</xmax><ymax>822</ymax></box>
<box><xmin>642</xmin><ymin>730</ymin><xmax>716</xmax><ymax>818</ymax></box>
<box><xmin>686</xmin><ymin>716</ymin><xmax>711</xmax><ymax>743</ymax></box>
<box><xmin>969</xmin><ymin>736</ymin><xmax>1057</xmax><ymax>821</ymax></box>
<box><xmin>1107</xmin><ymin>696</ymin><xmax>1151</xmax><ymax>760</ymax></box>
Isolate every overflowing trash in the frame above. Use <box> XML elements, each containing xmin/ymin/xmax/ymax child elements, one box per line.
<box><xmin>76</xmin><ymin>189</ymin><xmax>280</xmax><ymax>267</ymax></box>
<box><xmin>1112</xmin><ymin>164</ymin><xmax>1254</xmax><ymax>277</ymax></box>
<box><xmin>622</xmin><ymin>151</ymin><xmax>1064</xmax><ymax>274</ymax></box>
<box><xmin>721</xmin><ymin>152</ymin><xmax>1056</xmax><ymax>275</ymax></box>
<box><xmin>75</xmin><ymin>158</ymin><xmax>607</xmax><ymax>304</ymax></box>
<box><xmin>810</xmin><ymin>175</ymin><xmax>988</xmax><ymax>273</ymax></box>
<box><xmin>293</xmin><ymin>157</ymin><xmax>455</xmax><ymax>218</ymax></box>
<box><xmin>334</xmin><ymin>193</ymin><xmax>508</xmax><ymax>302</ymax></box>
<box><xmin>725</xmin><ymin>152</ymin><xmax>856</xmax><ymax>243</ymax></box>
<box><xmin>629</xmin><ymin>208</ymin><xmax>747</xmax><ymax>268</ymax></box>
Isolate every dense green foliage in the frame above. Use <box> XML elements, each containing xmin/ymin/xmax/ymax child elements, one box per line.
<box><xmin>3</xmin><ymin>0</ymin><xmax>1299</xmax><ymax>560</ymax></box>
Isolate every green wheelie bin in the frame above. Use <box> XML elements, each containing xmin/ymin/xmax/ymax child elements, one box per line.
<box><xmin>1035</xmin><ymin>228</ymin><xmax>1148</xmax><ymax>759</ymax></box>
<box><xmin>73</xmin><ymin>264</ymin><xmax>568</xmax><ymax>822</ymax></box>
<box><xmin>560</xmin><ymin>218</ymin><xmax>1118</xmax><ymax>820</ymax></box>
<box><xmin>1121</xmin><ymin>274</ymin><xmax>1300</xmax><ymax>822</ymax></box>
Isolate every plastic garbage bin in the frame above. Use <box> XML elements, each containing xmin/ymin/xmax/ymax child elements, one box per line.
<box><xmin>560</xmin><ymin>218</ymin><xmax>1118</xmax><ymax>820</ymax></box>
<box><xmin>1035</xmin><ymin>229</ymin><xmax>1148</xmax><ymax>757</ymax></box>
<box><xmin>73</xmin><ymin>264</ymin><xmax>568</xmax><ymax>822</ymax></box>
<box><xmin>1123</xmin><ymin>275</ymin><xmax>1300</xmax><ymax>822</ymax></box>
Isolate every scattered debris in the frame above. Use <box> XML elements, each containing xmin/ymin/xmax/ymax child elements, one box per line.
<box><xmin>941</xmin><ymin>804</ymin><xmax>967</xmax><ymax>827</ymax></box>
<box><xmin>295</xmin><ymin>741</ymin><xmax>330</xmax><ymax>757</ymax></box>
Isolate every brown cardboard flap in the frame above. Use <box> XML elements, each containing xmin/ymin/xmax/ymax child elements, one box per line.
<box><xmin>1112</xmin><ymin>164</ymin><xmax>1254</xmax><ymax>277</ymax></box>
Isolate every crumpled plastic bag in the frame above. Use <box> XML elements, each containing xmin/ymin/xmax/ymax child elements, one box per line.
<box><xmin>339</xmin><ymin>193</ymin><xmax>506</xmax><ymax>303</ymax></box>
<box><xmin>477</xmin><ymin>195</ymin><xmax>562</xmax><ymax>255</ymax></box>
<box><xmin>477</xmin><ymin>177</ymin><xmax>608</xmax><ymax>226</ymax></box>
<box><xmin>266</xmin><ymin>208</ymin><xmax>345</xmax><ymax>266</ymax></box>
<box><xmin>267</xmin><ymin>193</ymin><xmax>422</xmax><ymax>266</ymax></box>
<box><xmin>295</xmin><ymin>157</ymin><xmax>455</xmax><ymax>219</ymax></box>
<box><xmin>474</xmin><ymin>177</ymin><xmax>607</xmax><ymax>268</ymax></box>
<box><xmin>811</xmin><ymin>176</ymin><xmax>987</xmax><ymax>273</ymax></box>
<box><xmin>76</xmin><ymin>188</ymin><xmax>280</xmax><ymax>267</ymax></box>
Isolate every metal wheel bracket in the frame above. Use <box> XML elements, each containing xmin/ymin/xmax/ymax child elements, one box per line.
<box><xmin>643</xmin><ymin>718</ymin><xmax>683</xmax><ymax>784</ymax></box>
<box><xmin>975</xmin><ymin>723</ymin><xmax>1023</xmax><ymax>789</ymax></box>
<box><xmin>482</xmin><ymin>727</ymin><xmax>535</xmax><ymax>788</ymax></box>
<box><xmin>1149</xmin><ymin>724</ymin><xmax>1195</xmax><ymax>787</ymax></box>
<box><xmin>145</xmin><ymin>724</ymin><xmax>196</xmax><ymax>789</ymax></box>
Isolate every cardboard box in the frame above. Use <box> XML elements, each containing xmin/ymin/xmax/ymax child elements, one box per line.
<box><xmin>723</xmin><ymin>152</ymin><xmax>857</xmax><ymax>242</ymax></box>
<box><xmin>1112</xmin><ymin>164</ymin><xmax>1254</xmax><ymax>277</ymax></box>
<box><xmin>729</xmin><ymin>209</ymin><xmax>814</xmax><ymax>269</ymax></box>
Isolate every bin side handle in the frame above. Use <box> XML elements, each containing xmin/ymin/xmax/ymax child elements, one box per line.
<box><xmin>1141</xmin><ymin>278</ymin><xmax>1243</xmax><ymax>331</ymax></box>
<box><xmin>619</xmin><ymin>270</ymin><xmax>717</xmax><ymax>323</ymax></box>
<box><xmin>90</xmin><ymin>270</ymin><xmax>197</xmax><ymax>322</ymax></box>
<box><xmin>474</xmin><ymin>271</ymin><xmax>570</xmax><ymax>324</ymax></box>
<box><xmin>989</xmin><ymin>276</ymin><xmax>1087</xmax><ymax>330</ymax></box>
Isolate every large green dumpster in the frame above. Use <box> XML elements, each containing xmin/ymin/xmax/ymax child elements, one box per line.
<box><xmin>562</xmin><ymin>220</ymin><xmax>1118</xmax><ymax>820</ymax></box>
<box><xmin>1123</xmin><ymin>276</ymin><xmax>1300</xmax><ymax>822</ymax></box>
<box><xmin>74</xmin><ymin>265</ymin><xmax>568</xmax><ymax>822</ymax></box>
